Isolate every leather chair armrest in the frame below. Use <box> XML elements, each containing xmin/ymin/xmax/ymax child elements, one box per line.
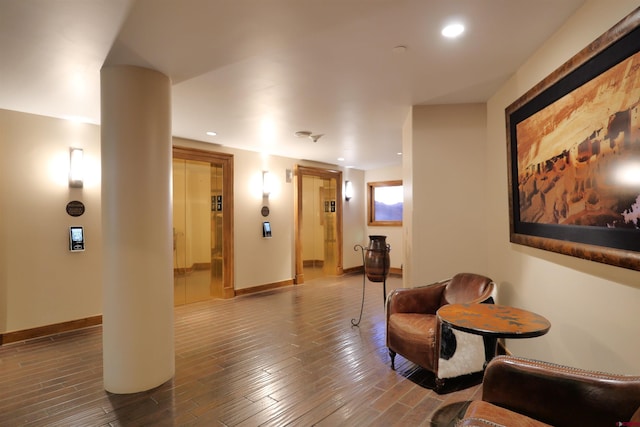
<box><xmin>386</xmin><ymin>280</ymin><xmax>448</xmax><ymax>316</ymax></box>
<box><xmin>482</xmin><ymin>356</ymin><xmax>640</xmax><ymax>427</ymax></box>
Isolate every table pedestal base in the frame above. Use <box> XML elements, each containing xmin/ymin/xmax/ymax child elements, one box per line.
<box><xmin>483</xmin><ymin>336</ymin><xmax>498</xmax><ymax>368</ymax></box>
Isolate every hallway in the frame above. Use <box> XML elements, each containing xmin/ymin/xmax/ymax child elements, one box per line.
<box><xmin>0</xmin><ymin>274</ymin><xmax>480</xmax><ymax>426</ymax></box>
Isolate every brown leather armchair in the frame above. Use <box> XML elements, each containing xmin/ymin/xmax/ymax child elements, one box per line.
<box><xmin>459</xmin><ymin>355</ymin><xmax>640</xmax><ymax>427</ymax></box>
<box><xmin>386</xmin><ymin>272</ymin><xmax>495</xmax><ymax>392</ymax></box>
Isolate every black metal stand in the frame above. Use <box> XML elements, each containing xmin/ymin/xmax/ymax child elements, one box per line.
<box><xmin>351</xmin><ymin>244</ymin><xmax>366</xmax><ymax>327</ymax></box>
<box><xmin>383</xmin><ymin>274</ymin><xmax>387</xmax><ymax>304</ymax></box>
<box><xmin>351</xmin><ymin>244</ymin><xmax>388</xmax><ymax>327</ymax></box>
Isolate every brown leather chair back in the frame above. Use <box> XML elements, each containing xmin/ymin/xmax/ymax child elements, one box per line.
<box><xmin>442</xmin><ymin>273</ymin><xmax>493</xmax><ymax>305</ymax></box>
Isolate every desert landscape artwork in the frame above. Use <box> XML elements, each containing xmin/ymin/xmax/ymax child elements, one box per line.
<box><xmin>515</xmin><ymin>50</ymin><xmax>640</xmax><ymax>229</ymax></box>
<box><xmin>506</xmin><ymin>8</ymin><xmax>640</xmax><ymax>271</ymax></box>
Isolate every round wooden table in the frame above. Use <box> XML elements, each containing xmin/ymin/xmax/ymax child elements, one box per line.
<box><xmin>437</xmin><ymin>303</ymin><xmax>551</xmax><ymax>366</ymax></box>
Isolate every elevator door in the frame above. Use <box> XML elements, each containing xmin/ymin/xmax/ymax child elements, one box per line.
<box><xmin>173</xmin><ymin>159</ymin><xmax>224</xmax><ymax>305</ymax></box>
<box><xmin>301</xmin><ymin>175</ymin><xmax>338</xmax><ymax>280</ymax></box>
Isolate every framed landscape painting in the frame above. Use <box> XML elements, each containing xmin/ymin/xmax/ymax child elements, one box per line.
<box><xmin>506</xmin><ymin>8</ymin><xmax>640</xmax><ymax>271</ymax></box>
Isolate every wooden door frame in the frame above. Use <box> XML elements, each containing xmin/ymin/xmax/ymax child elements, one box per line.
<box><xmin>173</xmin><ymin>146</ymin><xmax>235</xmax><ymax>298</ymax></box>
<box><xmin>294</xmin><ymin>165</ymin><xmax>343</xmax><ymax>284</ymax></box>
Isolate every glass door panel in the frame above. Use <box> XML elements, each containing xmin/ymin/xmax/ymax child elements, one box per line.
<box><xmin>173</xmin><ymin>159</ymin><xmax>224</xmax><ymax>305</ymax></box>
<box><xmin>210</xmin><ymin>163</ymin><xmax>224</xmax><ymax>298</ymax></box>
<box><xmin>321</xmin><ymin>178</ymin><xmax>337</xmax><ymax>276</ymax></box>
<box><xmin>173</xmin><ymin>159</ymin><xmax>187</xmax><ymax>305</ymax></box>
<box><xmin>301</xmin><ymin>175</ymin><xmax>337</xmax><ymax>280</ymax></box>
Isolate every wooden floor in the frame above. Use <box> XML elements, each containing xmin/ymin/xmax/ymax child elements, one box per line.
<box><xmin>0</xmin><ymin>274</ymin><xmax>481</xmax><ymax>426</ymax></box>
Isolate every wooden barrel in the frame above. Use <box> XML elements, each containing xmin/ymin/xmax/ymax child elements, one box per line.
<box><xmin>364</xmin><ymin>235</ymin><xmax>390</xmax><ymax>282</ymax></box>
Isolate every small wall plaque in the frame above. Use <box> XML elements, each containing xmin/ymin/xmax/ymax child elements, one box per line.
<box><xmin>261</xmin><ymin>206</ymin><xmax>270</xmax><ymax>217</ymax></box>
<box><xmin>66</xmin><ymin>200</ymin><xmax>85</xmax><ymax>217</ymax></box>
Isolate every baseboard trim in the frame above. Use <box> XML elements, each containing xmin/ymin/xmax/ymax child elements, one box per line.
<box><xmin>389</xmin><ymin>267</ymin><xmax>403</xmax><ymax>276</ymax></box>
<box><xmin>342</xmin><ymin>266</ymin><xmax>403</xmax><ymax>277</ymax></box>
<box><xmin>1</xmin><ymin>271</ymin><xmax>406</xmax><ymax>345</ymax></box>
<box><xmin>342</xmin><ymin>266</ymin><xmax>362</xmax><ymax>275</ymax></box>
<box><xmin>0</xmin><ymin>315</ymin><xmax>102</xmax><ymax>346</ymax></box>
<box><xmin>234</xmin><ymin>279</ymin><xmax>295</xmax><ymax>296</ymax></box>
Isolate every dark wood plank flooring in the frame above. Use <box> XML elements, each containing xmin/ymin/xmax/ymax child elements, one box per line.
<box><xmin>0</xmin><ymin>274</ymin><xmax>481</xmax><ymax>426</ymax></box>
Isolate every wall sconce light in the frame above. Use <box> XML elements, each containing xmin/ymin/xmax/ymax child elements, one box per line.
<box><xmin>345</xmin><ymin>180</ymin><xmax>353</xmax><ymax>201</ymax></box>
<box><xmin>69</xmin><ymin>147</ymin><xmax>84</xmax><ymax>188</ymax></box>
<box><xmin>262</xmin><ymin>171</ymin><xmax>272</xmax><ymax>197</ymax></box>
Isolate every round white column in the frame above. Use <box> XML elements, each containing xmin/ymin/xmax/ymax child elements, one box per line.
<box><xmin>100</xmin><ymin>65</ymin><xmax>174</xmax><ymax>393</ymax></box>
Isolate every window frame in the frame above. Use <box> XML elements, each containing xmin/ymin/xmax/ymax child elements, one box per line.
<box><xmin>367</xmin><ymin>180</ymin><xmax>403</xmax><ymax>226</ymax></box>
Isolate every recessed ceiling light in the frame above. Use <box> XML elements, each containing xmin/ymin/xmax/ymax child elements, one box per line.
<box><xmin>397</xmin><ymin>152</ymin><xmax>403</xmax><ymax>156</ymax></box>
<box><xmin>337</xmin><ymin>157</ymin><xmax>345</xmax><ymax>161</ymax></box>
<box><xmin>442</xmin><ymin>23</ymin><xmax>465</xmax><ymax>39</ymax></box>
<box><xmin>206</xmin><ymin>131</ymin><xmax>217</xmax><ymax>136</ymax></box>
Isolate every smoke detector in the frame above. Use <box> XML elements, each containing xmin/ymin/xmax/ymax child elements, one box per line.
<box><xmin>294</xmin><ymin>130</ymin><xmax>323</xmax><ymax>142</ymax></box>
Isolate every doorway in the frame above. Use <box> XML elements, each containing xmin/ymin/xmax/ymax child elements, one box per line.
<box><xmin>172</xmin><ymin>147</ymin><xmax>234</xmax><ymax>305</ymax></box>
<box><xmin>294</xmin><ymin>165</ymin><xmax>344</xmax><ymax>283</ymax></box>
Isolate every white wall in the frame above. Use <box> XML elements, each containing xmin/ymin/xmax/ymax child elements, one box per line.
<box><xmin>173</xmin><ymin>138</ymin><xmax>364</xmax><ymax>291</ymax></box>
<box><xmin>486</xmin><ymin>0</ymin><xmax>640</xmax><ymax>374</ymax></box>
<box><xmin>173</xmin><ymin>138</ymin><xmax>297</xmax><ymax>290</ymax></box>
<box><xmin>364</xmin><ymin>165</ymin><xmax>404</xmax><ymax>271</ymax></box>
<box><xmin>402</xmin><ymin>110</ymin><xmax>414</xmax><ymax>287</ymax></box>
<box><xmin>0</xmin><ymin>109</ymin><xmax>103</xmax><ymax>332</ymax></box>
<box><xmin>0</xmin><ymin>114</ymin><xmax>367</xmax><ymax>334</ymax></box>
<box><xmin>7</xmin><ymin>3</ymin><xmax>636</xmax><ymax>378</ymax></box>
<box><xmin>406</xmin><ymin>104</ymin><xmax>489</xmax><ymax>286</ymax></box>
<box><xmin>342</xmin><ymin>168</ymin><xmax>366</xmax><ymax>270</ymax></box>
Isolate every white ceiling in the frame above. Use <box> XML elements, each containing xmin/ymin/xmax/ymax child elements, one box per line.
<box><xmin>0</xmin><ymin>0</ymin><xmax>585</xmax><ymax>170</ymax></box>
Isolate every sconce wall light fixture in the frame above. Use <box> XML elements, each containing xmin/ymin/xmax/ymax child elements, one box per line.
<box><xmin>262</xmin><ymin>171</ymin><xmax>272</xmax><ymax>197</ymax></box>
<box><xmin>69</xmin><ymin>147</ymin><xmax>84</xmax><ymax>188</ymax></box>
<box><xmin>345</xmin><ymin>180</ymin><xmax>353</xmax><ymax>201</ymax></box>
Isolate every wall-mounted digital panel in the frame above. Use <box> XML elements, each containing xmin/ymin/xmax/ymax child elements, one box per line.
<box><xmin>69</xmin><ymin>226</ymin><xmax>85</xmax><ymax>251</ymax></box>
<box><xmin>262</xmin><ymin>221</ymin><xmax>272</xmax><ymax>238</ymax></box>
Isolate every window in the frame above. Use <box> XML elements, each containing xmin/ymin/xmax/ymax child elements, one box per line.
<box><xmin>368</xmin><ymin>180</ymin><xmax>403</xmax><ymax>226</ymax></box>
